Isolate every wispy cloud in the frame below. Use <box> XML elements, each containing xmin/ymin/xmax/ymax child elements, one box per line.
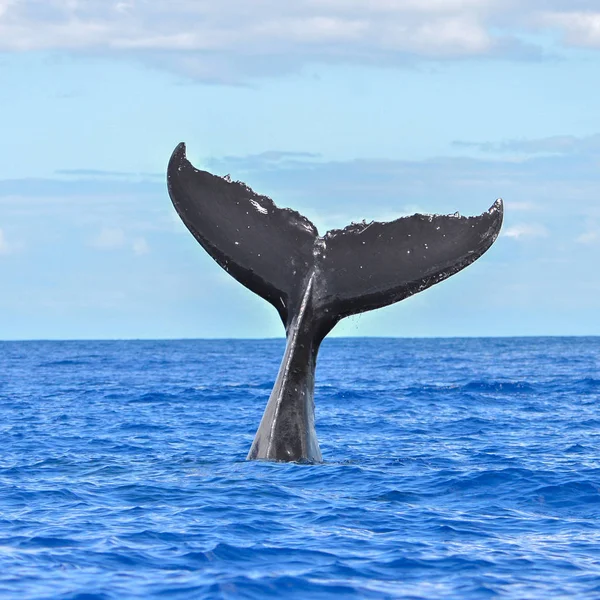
<box><xmin>55</xmin><ymin>169</ymin><xmax>164</xmax><ymax>180</ymax></box>
<box><xmin>210</xmin><ymin>151</ymin><xmax>323</xmax><ymax>175</ymax></box>
<box><xmin>507</xmin><ymin>201</ymin><xmax>540</xmax><ymax>212</ymax></box>
<box><xmin>90</xmin><ymin>227</ymin><xmax>127</xmax><ymax>250</ymax></box>
<box><xmin>132</xmin><ymin>237</ymin><xmax>150</xmax><ymax>256</ymax></box>
<box><xmin>454</xmin><ymin>134</ymin><xmax>600</xmax><ymax>155</ymax></box>
<box><xmin>90</xmin><ymin>228</ymin><xmax>151</xmax><ymax>256</ymax></box>
<box><xmin>0</xmin><ymin>228</ymin><xmax>14</xmax><ymax>255</ymax></box>
<box><xmin>0</xmin><ymin>1</ymin><xmax>599</xmax><ymax>81</ymax></box>
<box><xmin>576</xmin><ymin>224</ymin><xmax>600</xmax><ymax>245</ymax></box>
<box><xmin>503</xmin><ymin>224</ymin><xmax>549</xmax><ymax>240</ymax></box>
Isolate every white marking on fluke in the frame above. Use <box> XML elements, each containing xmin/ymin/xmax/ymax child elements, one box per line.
<box><xmin>250</xmin><ymin>199</ymin><xmax>268</xmax><ymax>214</ymax></box>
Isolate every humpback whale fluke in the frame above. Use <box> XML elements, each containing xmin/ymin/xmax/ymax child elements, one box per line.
<box><xmin>167</xmin><ymin>142</ymin><xmax>503</xmax><ymax>462</ymax></box>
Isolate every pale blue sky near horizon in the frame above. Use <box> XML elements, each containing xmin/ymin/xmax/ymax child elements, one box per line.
<box><xmin>1</xmin><ymin>1</ymin><xmax>599</xmax><ymax>340</ymax></box>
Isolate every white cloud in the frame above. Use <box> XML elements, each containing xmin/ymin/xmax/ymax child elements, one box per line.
<box><xmin>0</xmin><ymin>228</ymin><xmax>13</xmax><ymax>255</ymax></box>
<box><xmin>132</xmin><ymin>237</ymin><xmax>150</xmax><ymax>256</ymax></box>
<box><xmin>0</xmin><ymin>1</ymin><xmax>599</xmax><ymax>81</ymax></box>
<box><xmin>507</xmin><ymin>201</ymin><xmax>540</xmax><ymax>212</ymax></box>
<box><xmin>0</xmin><ymin>0</ymin><xmax>13</xmax><ymax>19</ymax></box>
<box><xmin>0</xmin><ymin>228</ymin><xmax>24</xmax><ymax>255</ymax></box>
<box><xmin>576</xmin><ymin>226</ymin><xmax>599</xmax><ymax>245</ymax></box>
<box><xmin>90</xmin><ymin>227</ymin><xmax>126</xmax><ymax>249</ymax></box>
<box><xmin>502</xmin><ymin>224</ymin><xmax>549</xmax><ymax>240</ymax></box>
<box><xmin>90</xmin><ymin>228</ymin><xmax>151</xmax><ymax>255</ymax></box>
<box><xmin>541</xmin><ymin>11</ymin><xmax>600</xmax><ymax>48</ymax></box>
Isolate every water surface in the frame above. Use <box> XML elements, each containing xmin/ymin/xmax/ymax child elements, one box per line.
<box><xmin>1</xmin><ymin>337</ymin><xmax>599</xmax><ymax>598</ymax></box>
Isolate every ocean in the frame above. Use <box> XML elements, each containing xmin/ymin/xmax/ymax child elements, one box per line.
<box><xmin>0</xmin><ymin>337</ymin><xmax>599</xmax><ymax>599</ymax></box>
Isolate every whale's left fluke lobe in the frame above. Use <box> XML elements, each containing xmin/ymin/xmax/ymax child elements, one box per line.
<box><xmin>167</xmin><ymin>142</ymin><xmax>318</xmax><ymax>328</ymax></box>
<box><xmin>167</xmin><ymin>142</ymin><xmax>504</xmax><ymax>462</ymax></box>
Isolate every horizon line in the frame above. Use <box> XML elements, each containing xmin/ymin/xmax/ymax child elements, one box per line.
<box><xmin>1</xmin><ymin>334</ymin><xmax>599</xmax><ymax>343</ymax></box>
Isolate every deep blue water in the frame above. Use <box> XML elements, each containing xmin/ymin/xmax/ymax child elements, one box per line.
<box><xmin>1</xmin><ymin>337</ymin><xmax>599</xmax><ymax>599</ymax></box>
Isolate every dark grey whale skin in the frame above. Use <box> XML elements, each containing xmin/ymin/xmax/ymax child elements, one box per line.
<box><xmin>167</xmin><ymin>142</ymin><xmax>503</xmax><ymax>462</ymax></box>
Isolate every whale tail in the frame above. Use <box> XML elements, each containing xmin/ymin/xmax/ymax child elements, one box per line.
<box><xmin>167</xmin><ymin>142</ymin><xmax>503</xmax><ymax>461</ymax></box>
<box><xmin>167</xmin><ymin>142</ymin><xmax>503</xmax><ymax>340</ymax></box>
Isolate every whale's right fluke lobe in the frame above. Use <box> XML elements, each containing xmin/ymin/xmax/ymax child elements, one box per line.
<box><xmin>314</xmin><ymin>200</ymin><xmax>503</xmax><ymax>327</ymax></box>
<box><xmin>167</xmin><ymin>142</ymin><xmax>504</xmax><ymax>462</ymax></box>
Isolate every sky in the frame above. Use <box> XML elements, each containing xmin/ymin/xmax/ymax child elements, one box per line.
<box><xmin>0</xmin><ymin>0</ymin><xmax>599</xmax><ymax>340</ymax></box>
